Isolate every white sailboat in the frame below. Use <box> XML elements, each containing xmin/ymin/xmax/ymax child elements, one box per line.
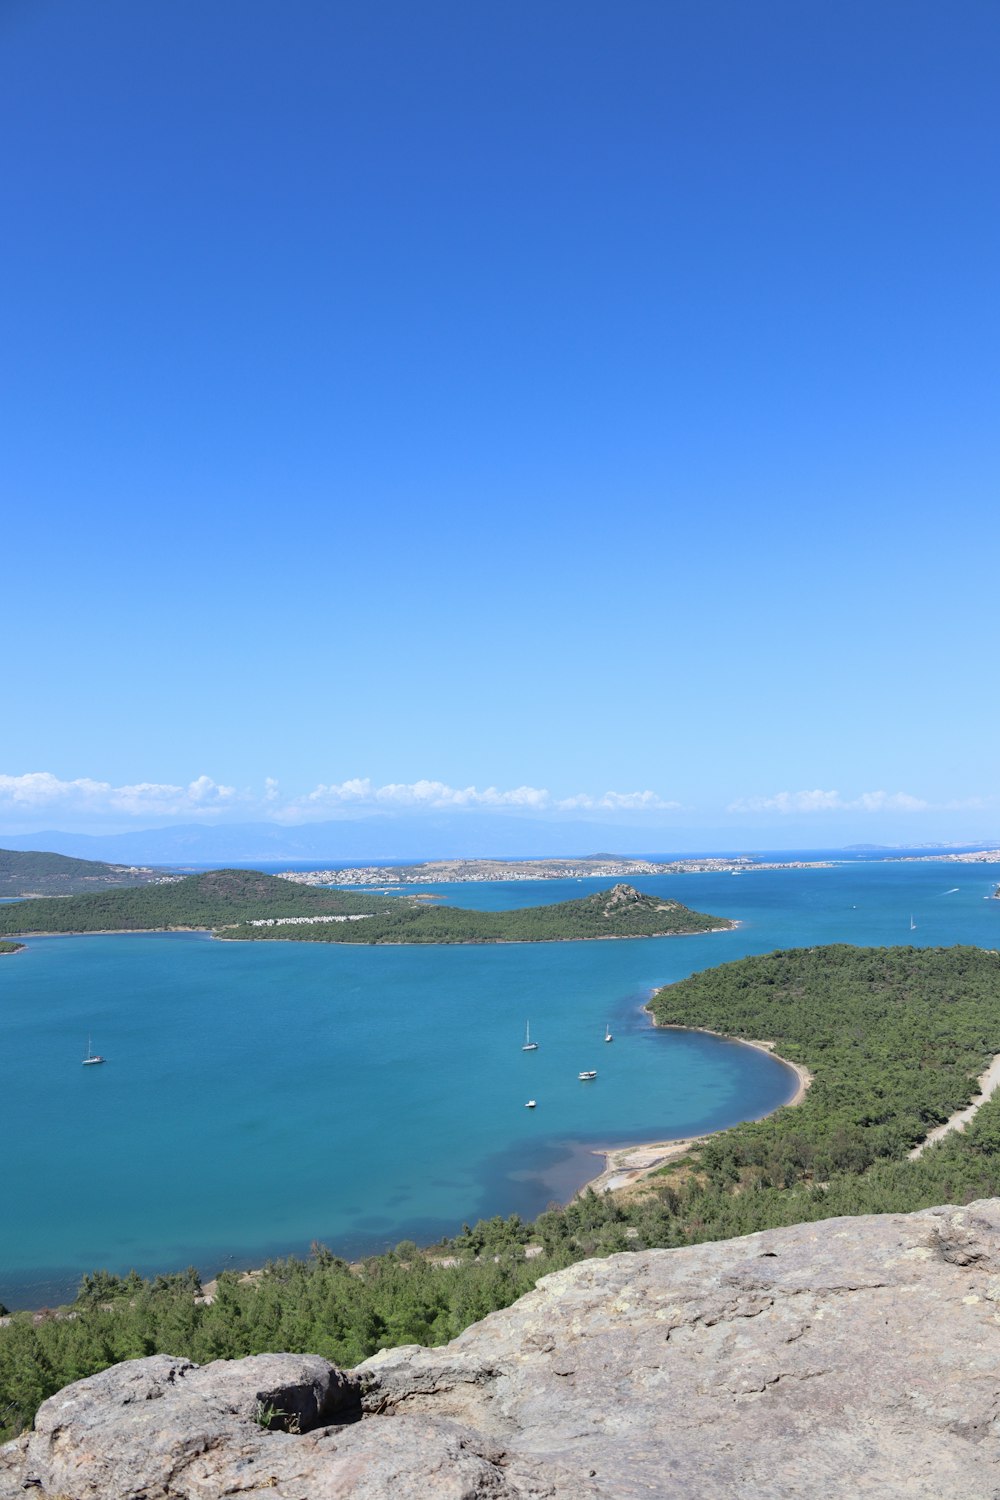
<box><xmin>82</xmin><ymin>1035</ymin><xmax>106</xmax><ymax>1066</ymax></box>
<box><xmin>522</xmin><ymin>1022</ymin><xmax>538</xmax><ymax>1052</ymax></box>
<box><xmin>604</xmin><ymin>1023</ymin><xmax>613</xmax><ymax>1043</ymax></box>
<box><xmin>910</xmin><ymin>914</ymin><xmax>917</xmax><ymax>932</ymax></box>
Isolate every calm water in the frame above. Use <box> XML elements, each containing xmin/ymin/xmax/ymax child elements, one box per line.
<box><xmin>2</xmin><ymin>860</ymin><xmax>997</xmax><ymax>1307</ymax></box>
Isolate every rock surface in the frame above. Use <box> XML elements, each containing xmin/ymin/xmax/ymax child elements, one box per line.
<box><xmin>6</xmin><ymin>1202</ymin><xmax>1000</xmax><ymax>1497</ymax></box>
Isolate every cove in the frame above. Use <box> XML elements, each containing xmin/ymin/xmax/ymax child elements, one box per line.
<box><xmin>5</xmin><ymin>859</ymin><xmax>995</xmax><ymax>1309</ymax></box>
<box><xmin>2</xmin><ymin>927</ymin><xmax>791</xmax><ymax>1308</ymax></box>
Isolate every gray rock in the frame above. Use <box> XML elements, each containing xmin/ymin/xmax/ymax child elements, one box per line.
<box><xmin>6</xmin><ymin>1202</ymin><xmax>1000</xmax><ymax>1497</ymax></box>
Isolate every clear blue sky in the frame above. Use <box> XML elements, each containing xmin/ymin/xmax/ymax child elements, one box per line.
<box><xmin>3</xmin><ymin>0</ymin><xmax>998</xmax><ymax>845</ymax></box>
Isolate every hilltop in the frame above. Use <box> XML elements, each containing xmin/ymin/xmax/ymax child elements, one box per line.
<box><xmin>5</xmin><ymin>1202</ymin><xmax>1000</xmax><ymax>1498</ymax></box>
<box><xmin>0</xmin><ymin>848</ymin><xmax>173</xmax><ymax>898</ymax></box>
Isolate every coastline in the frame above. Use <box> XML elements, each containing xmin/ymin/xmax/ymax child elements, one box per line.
<box><xmin>577</xmin><ymin>1026</ymin><xmax>812</xmax><ymax>1198</ymax></box>
<box><xmin>6</xmin><ymin>926</ymin><xmax>214</xmax><ymax>938</ymax></box>
<box><xmin>216</xmin><ymin>923</ymin><xmax>738</xmax><ymax>946</ymax></box>
<box><xmin>5</xmin><ymin>922</ymin><xmax>738</xmax><ymax>943</ymax></box>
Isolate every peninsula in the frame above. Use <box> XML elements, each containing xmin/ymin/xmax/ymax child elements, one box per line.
<box><xmin>0</xmin><ymin>869</ymin><xmax>732</xmax><ymax>943</ymax></box>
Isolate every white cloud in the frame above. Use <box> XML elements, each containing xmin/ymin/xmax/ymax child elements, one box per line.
<box><xmin>557</xmin><ymin>790</ymin><xmax>683</xmax><ymax>812</ymax></box>
<box><xmin>0</xmin><ymin>771</ymin><xmax>239</xmax><ymax>820</ymax></box>
<box><xmin>286</xmin><ymin>778</ymin><xmax>554</xmax><ymax>816</ymax></box>
<box><xmin>0</xmin><ymin>770</ymin><xmax>687</xmax><ymax>828</ymax></box>
<box><xmin>284</xmin><ymin>780</ymin><xmax>684</xmax><ymax>819</ymax></box>
<box><xmin>727</xmin><ymin>788</ymin><xmax>935</xmax><ymax>815</ymax></box>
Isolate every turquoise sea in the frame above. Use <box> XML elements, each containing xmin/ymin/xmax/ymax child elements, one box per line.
<box><xmin>2</xmin><ymin>859</ymin><xmax>997</xmax><ymax>1308</ymax></box>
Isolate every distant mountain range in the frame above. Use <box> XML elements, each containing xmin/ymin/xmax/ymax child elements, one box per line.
<box><xmin>0</xmin><ymin>816</ymin><xmax>692</xmax><ymax>865</ymax></box>
<box><xmin>2</xmin><ymin>820</ymin><xmax>997</xmax><ymax>867</ymax></box>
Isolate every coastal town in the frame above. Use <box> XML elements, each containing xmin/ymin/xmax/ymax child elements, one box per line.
<box><xmin>891</xmin><ymin>848</ymin><xmax>1000</xmax><ymax>863</ymax></box>
<box><xmin>275</xmin><ymin>854</ymin><xmax>836</xmax><ymax>887</ymax></box>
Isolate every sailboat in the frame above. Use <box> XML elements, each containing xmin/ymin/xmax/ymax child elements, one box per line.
<box><xmin>910</xmin><ymin>915</ymin><xmax>917</xmax><ymax>932</ymax></box>
<box><xmin>522</xmin><ymin>1022</ymin><xmax>538</xmax><ymax>1052</ymax></box>
<box><xmin>604</xmin><ymin>1023</ymin><xmax>614</xmax><ymax>1043</ymax></box>
<box><xmin>82</xmin><ymin>1035</ymin><xmax>106</xmax><ymax>1066</ymax></box>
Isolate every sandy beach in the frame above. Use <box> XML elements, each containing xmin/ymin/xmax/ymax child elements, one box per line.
<box><xmin>580</xmin><ymin>1031</ymin><xmax>813</xmax><ymax>1197</ymax></box>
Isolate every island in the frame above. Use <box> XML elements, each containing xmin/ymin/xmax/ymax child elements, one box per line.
<box><xmin>218</xmin><ymin>880</ymin><xmax>733</xmax><ymax>944</ymax></box>
<box><xmin>0</xmin><ymin>939</ymin><xmax>24</xmax><ymax>955</ymax></box>
<box><xmin>0</xmin><ymin>869</ymin><xmax>733</xmax><ymax>943</ymax></box>
<box><xmin>0</xmin><ymin>848</ymin><xmax>178</xmax><ymax>898</ymax></box>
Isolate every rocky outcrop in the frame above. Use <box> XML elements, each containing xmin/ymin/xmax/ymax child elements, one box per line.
<box><xmin>6</xmin><ymin>1202</ymin><xmax>1000</xmax><ymax>1498</ymax></box>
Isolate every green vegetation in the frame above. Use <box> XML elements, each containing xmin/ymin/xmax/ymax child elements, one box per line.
<box><xmin>0</xmin><ymin>868</ymin><xmax>393</xmax><ymax>934</ymax></box>
<box><xmin>5</xmin><ymin>943</ymin><xmax>1000</xmax><ymax>1442</ymax></box>
<box><xmin>219</xmin><ymin>883</ymin><xmax>730</xmax><ymax>944</ymax></box>
<box><xmin>0</xmin><ymin>939</ymin><xmax>24</xmax><ymax>955</ymax></box>
<box><xmin>0</xmin><ymin>874</ymin><xmax>729</xmax><ymax>943</ymax></box>
<box><xmin>0</xmin><ymin>848</ymin><xmax>168</xmax><ymax>898</ymax></box>
<box><xmin>647</xmin><ymin>944</ymin><xmax>1000</xmax><ymax>1188</ymax></box>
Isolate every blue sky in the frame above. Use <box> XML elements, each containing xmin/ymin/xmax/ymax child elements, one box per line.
<box><xmin>2</xmin><ymin>1</ymin><xmax>998</xmax><ymax>847</ymax></box>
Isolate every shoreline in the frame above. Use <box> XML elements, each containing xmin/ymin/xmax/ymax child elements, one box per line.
<box><xmin>7</xmin><ymin>926</ymin><xmax>214</xmax><ymax>938</ymax></box>
<box><xmin>578</xmin><ymin>1024</ymin><xmax>812</xmax><ymax>1198</ymax></box>
<box><xmin>0</xmin><ymin>1016</ymin><xmax>811</xmax><ymax>1315</ymax></box>
<box><xmin>5</xmin><ymin>923</ymin><xmax>738</xmax><ymax>944</ymax></box>
<box><xmin>217</xmin><ymin>923</ymin><xmax>738</xmax><ymax>946</ymax></box>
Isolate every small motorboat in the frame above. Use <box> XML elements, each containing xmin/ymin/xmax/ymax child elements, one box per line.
<box><xmin>578</xmin><ymin>1070</ymin><xmax>597</xmax><ymax>1081</ymax></box>
<box><xmin>525</xmin><ymin>1099</ymin><xmax>537</xmax><ymax>1109</ymax></box>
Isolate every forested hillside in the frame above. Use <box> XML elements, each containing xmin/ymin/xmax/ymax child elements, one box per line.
<box><xmin>219</xmin><ymin>882</ymin><xmax>730</xmax><ymax>943</ymax></box>
<box><xmin>0</xmin><ymin>868</ymin><xmax>391</xmax><ymax>932</ymax></box>
<box><xmin>0</xmin><ymin>876</ymin><xmax>728</xmax><ymax>943</ymax></box>
<box><xmin>0</xmin><ymin>848</ymin><xmax>168</xmax><ymax>897</ymax></box>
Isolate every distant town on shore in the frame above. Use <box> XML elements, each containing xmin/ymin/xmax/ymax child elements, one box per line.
<box><xmin>277</xmin><ymin>853</ymin><xmax>836</xmax><ymax>887</ymax></box>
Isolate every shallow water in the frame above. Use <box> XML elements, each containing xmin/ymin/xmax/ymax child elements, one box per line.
<box><xmin>1</xmin><ymin>860</ymin><xmax>996</xmax><ymax>1306</ymax></box>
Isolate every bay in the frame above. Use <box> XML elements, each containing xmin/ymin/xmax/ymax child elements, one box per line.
<box><xmin>2</xmin><ymin>859</ymin><xmax>997</xmax><ymax>1308</ymax></box>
